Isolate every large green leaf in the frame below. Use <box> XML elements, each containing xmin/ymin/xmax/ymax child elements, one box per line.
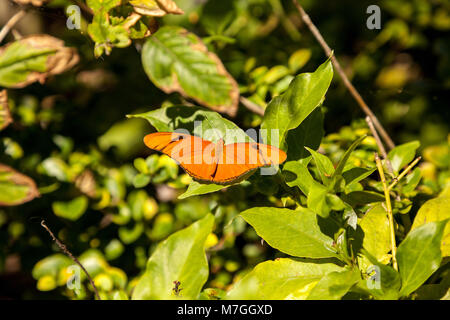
<box><xmin>0</xmin><ymin>35</ymin><xmax>78</xmax><ymax>88</ymax></box>
<box><xmin>240</xmin><ymin>207</ymin><xmax>338</xmax><ymax>258</ymax></box>
<box><xmin>0</xmin><ymin>164</ymin><xmax>40</xmax><ymax>206</ymax></box>
<box><xmin>132</xmin><ymin>213</ymin><xmax>214</xmax><ymax>299</ymax></box>
<box><xmin>141</xmin><ymin>26</ymin><xmax>239</xmax><ymax>116</ymax></box>
<box><xmin>306</xmin><ymin>267</ymin><xmax>361</xmax><ymax>300</ymax></box>
<box><xmin>358</xmin><ymin>204</ymin><xmax>391</xmax><ymax>269</ymax></box>
<box><xmin>306</xmin><ymin>182</ymin><xmax>331</xmax><ymax>218</ymax></box>
<box><xmin>52</xmin><ymin>196</ymin><xmax>89</xmax><ymax>221</ymax></box>
<box><xmin>411</xmin><ymin>196</ymin><xmax>450</xmax><ymax>257</ymax></box>
<box><xmin>225</xmin><ymin>258</ymin><xmax>343</xmax><ymax>299</ymax></box>
<box><xmin>128</xmin><ymin>105</ymin><xmax>252</xmax><ymax>144</ymax></box>
<box><xmin>397</xmin><ymin>220</ymin><xmax>448</xmax><ymax>297</ymax></box>
<box><xmin>261</xmin><ymin>58</ymin><xmax>333</xmax><ymax>149</ymax></box>
<box><xmin>388</xmin><ymin>141</ymin><xmax>420</xmax><ymax>173</ymax></box>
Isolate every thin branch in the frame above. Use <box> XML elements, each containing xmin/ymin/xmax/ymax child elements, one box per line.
<box><xmin>292</xmin><ymin>0</ymin><xmax>395</xmax><ymax>150</ymax></box>
<box><xmin>389</xmin><ymin>156</ymin><xmax>421</xmax><ymax>191</ymax></box>
<box><xmin>40</xmin><ymin>220</ymin><xmax>101</xmax><ymax>300</ymax></box>
<box><xmin>375</xmin><ymin>154</ymin><xmax>398</xmax><ymax>271</ymax></box>
<box><xmin>0</xmin><ymin>9</ymin><xmax>27</xmax><ymax>44</ymax></box>
<box><xmin>71</xmin><ymin>0</ymin><xmax>94</xmax><ymax>16</ymax></box>
<box><xmin>366</xmin><ymin>116</ymin><xmax>394</xmax><ymax>176</ymax></box>
<box><xmin>240</xmin><ymin>96</ymin><xmax>265</xmax><ymax>116</ymax></box>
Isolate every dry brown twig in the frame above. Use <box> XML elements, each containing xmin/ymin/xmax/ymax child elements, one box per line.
<box><xmin>0</xmin><ymin>9</ymin><xmax>27</xmax><ymax>43</ymax></box>
<box><xmin>240</xmin><ymin>96</ymin><xmax>265</xmax><ymax>116</ymax></box>
<box><xmin>40</xmin><ymin>220</ymin><xmax>101</xmax><ymax>300</ymax></box>
<box><xmin>292</xmin><ymin>0</ymin><xmax>395</xmax><ymax>150</ymax></box>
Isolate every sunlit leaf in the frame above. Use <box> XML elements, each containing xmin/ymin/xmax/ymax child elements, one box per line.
<box><xmin>306</xmin><ymin>267</ymin><xmax>360</xmax><ymax>300</ymax></box>
<box><xmin>411</xmin><ymin>196</ymin><xmax>450</xmax><ymax>257</ymax></box>
<box><xmin>0</xmin><ymin>164</ymin><xmax>40</xmax><ymax>206</ymax></box>
<box><xmin>240</xmin><ymin>207</ymin><xmax>338</xmax><ymax>258</ymax></box>
<box><xmin>388</xmin><ymin>141</ymin><xmax>420</xmax><ymax>173</ymax></box>
<box><xmin>261</xmin><ymin>58</ymin><xmax>333</xmax><ymax>149</ymax></box>
<box><xmin>52</xmin><ymin>196</ymin><xmax>88</xmax><ymax>221</ymax></box>
<box><xmin>141</xmin><ymin>26</ymin><xmax>239</xmax><ymax>116</ymax></box>
<box><xmin>0</xmin><ymin>35</ymin><xmax>79</xmax><ymax>88</ymax></box>
<box><xmin>132</xmin><ymin>213</ymin><xmax>214</xmax><ymax>299</ymax></box>
<box><xmin>397</xmin><ymin>220</ymin><xmax>448</xmax><ymax>297</ymax></box>
<box><xmin>225</xmin><ymin>258</ymin><xmax>342</xmax><ymax>299</ymax></box>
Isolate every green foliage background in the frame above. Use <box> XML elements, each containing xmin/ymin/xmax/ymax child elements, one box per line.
<box><xmin>0</xmin><ymin>0</ymin><xmax>449</xmax><ymax>300</ymax></box>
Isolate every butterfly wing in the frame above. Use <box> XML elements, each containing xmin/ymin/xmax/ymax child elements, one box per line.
<box><xmin>143</xmin><ymin>132</ymin><xmax>218</xmax><ymax>181</ymax></box>
<box><xmin>211</xmin><ymin>142</ymin><xmax>287</xmax><ymax>184</ymax></box>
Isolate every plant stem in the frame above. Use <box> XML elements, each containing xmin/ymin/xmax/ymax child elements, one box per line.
<box><xmin>388</xmin><ymin>157</ymin><xmax>422</xmax><ymax>191</ymax></box>
<box><xmin>240</xmin><ymin>96</ymin><xmax>265</xmax><ymax>116</ymax></box>
<box><xmin>292</xmin><ymin>0</ymin><xmax>395</xmax><ymax>150</ymax></box>
<box><xmin>40</xmin><ymin>220</ymin><xmax>101</xmax><ymax>300</ymax></box>
<box><xmin>366</xmin><ymin>116</ymin><xmax>394</xmax><ymax>176</ymax></box>
<box><xmin>375</xmin><ymin>153</ymin><xmax>398</xmax><ymax>271</ymax></box>
<box><xmin>0</xmin><ymin>9</ymin><xmax>26</xmax><ymax>44</ymax></box>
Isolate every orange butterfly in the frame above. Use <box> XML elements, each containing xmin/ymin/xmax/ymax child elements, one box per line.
<box><xmin>144</xmin><ymin>132</ymin><xmax>287</xmax><ymax>184</ymax></box>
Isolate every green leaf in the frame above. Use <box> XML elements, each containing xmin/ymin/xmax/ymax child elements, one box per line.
<box><xmin>0</xmin><ymin>164</ymin><xmax>40</xmax><ymax>206</ymax></box>
<box><xmin>133</xmin><ymin>173</ymin><xmax>151</xmax><ymax>188</ymax></box>
<box><xmin>358</xmin><ymin>204</ymin><xmax>391</xmax><ymax>268</ymax></box>
<box><xmin>128</xmin><ymin>105</ymin><xmax>253</xmax><ymax>144</ymax></box>
<box><xmin>32</xmin><ymin>254</ymin><xmax>72</xmax><ymax>280</ymax></box>
<box><xmin>411</xmin><ymin>197</ymin><xmax>450</xmax><ymax>257</ymax></box>
<box><xmin>305</xmin><ymin>147</ymin><xmax>335</xmax><ymax>185</ymax></box>
<box><xmin>388</xmin><ymin>141</ymin><xmax>420</xmax><ymax>173</ymax></box>
<box><xmin>225</xmin><ymin>258</ymin><xmax>343</xmax><ymax>299</ymax></box>
<box><xmin>282</xmin><ymin>161</ymin><xmax>314</xmax><ymax>195</ymax></box>
<box><xmin>307</xmin><ymin>182</ymin><xmax>330</xmax><ymax>218</ymax></box>
<box><xmin>285</xmin><ymin>108</ymin><xmax>324</xmax><ymax>163</ymax></box>
<box><xmin>357</xmin><ymin>249</ymin><xmax>401</xmax><ymax>300</ymax></box>
<box><xmin>261</xmin><ymin>58</ymin><xmax>333</xmax><ymax>149</ymax></box>
<box><xmin>288</xmin><ymin>49</ymin><xmax>312</xmax><ymax>73</ymax></box>
<box><xmin>52</xmin><ymin>196</ymin><xmax>88</xmax><ymax>221</ymax></box>
<box><xmin>331</xmin><ymin>135</ymin><xmax>366</xmax><ymax>181</ymax></box>
<box><xmin>397</xmin><ymin>220</ymin><xmax>449</xmax><ymax>297</ymax></box>
<box><xmin>132</xmin><ymin>214</ymin><xmax>214</xmax><ymax>299</ymax></box>
<box><xmin>306</xmin><ymin>268</ymin><xmax>361</xmax><ymax>300</ymax></box>
<box><xmin>341</xmin><ymin>191</ymin><xmax>385</xmax><ymax>206</ymax></box>
<box><xmin>178</xmin><ymin>181</ymin><xmax>236</xmax><ymax>199</ymax></box>
<box><xmin>0</xmin><ymin>35</ymin><xmax>78</xmax><ymax>88</ymax></box>
<box><xmin>240</xmin><ymin>207</ymin><xmax>338</xmax><ymax>258</ymax></box>
<box><xmin>141</xmin><ymin>26</ymin><xmax>239</xmax><ymax>116</ymax></box>
<box><xmin>87</xmin><ymin>12</ymin><xmax>131</xmax><ymax>58</ymax></box>
<box><xmin>0</xmin><ymin>90</ymin><xmax>12</xmax><ymax>131</ymax></box>
<box><xmin>342</xmin><ymin>167</ymin><xmax>376</xmax><ymax>186</ymax></box>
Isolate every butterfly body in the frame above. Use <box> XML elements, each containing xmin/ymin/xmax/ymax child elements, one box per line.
<box><xmin>144</xmin><ymin>132</ymin><xmax>287</xmax><ymax>184</ymax></box>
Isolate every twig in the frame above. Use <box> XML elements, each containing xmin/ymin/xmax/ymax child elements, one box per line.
<box><xmin>389</xmin><ymin>156</ymin><xmax>421</xmax><ymax>191</ymax></box>
<box><xmin>375</xmin><ymin>154</ymin><xmax>398</xmax><ymax>271</ymax></box>
<box><xmin>0</xmin><ymin>9</ymin><xmax>27</xmax><ymax>43</ymax></box>
<box><xmin>240</xmin><ymin>96</ymin><xmax>265</xmax><ymax>116</ymax></box>
<box><xmin>71</xmin><ymin>0</ymin><xmax>94</xmax><ymax>16</ymax></box>
<box><xmin>292</xmin><ymin>0</ymin><xmax>395</xmax><ymax>150</ymax></box>
<box><xmin>366</xmin><ymin>116</ymin><xmax>394</xmax><ymax>176</ymax></box>
<box><xmin>40</xmin><ymin>220</ymin><xmax>101</xmax><ymax>300</ymax></box>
